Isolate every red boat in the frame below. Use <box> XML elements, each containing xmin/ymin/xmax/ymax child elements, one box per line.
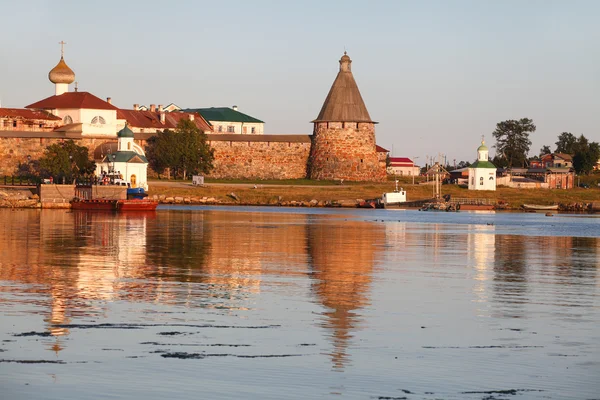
<box><xmin>70</xmin><ymin>199</ymin><xmax>158</xmax><ymax>211</ymax></box>
<box><xmin>117</xmin><ymin>199</ymin><xmax>158</xmax><ymax>211</ymax></box>
<box><xmin>71</xmin><ymin>199</ymin><xmax>118</xmax><ymax>211</ymax></box>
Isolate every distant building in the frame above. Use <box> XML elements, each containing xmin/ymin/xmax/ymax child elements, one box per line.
<box><xmin>26</xmin><ymin>92</ymin><xmax>120</xmax><ymax>136</ymax></box>
<box><xmin>530</xmin><ymin>153</ymin><xmax>573</xmax><ymax>169</ymax></box>
<box><xmin>0</xmin><ymin>108</ymin><xmax>62</xmax><ymax>131</ymax></box>
<box><xmin>95</xmin><ymin>124</ymin><xmax>148</xmax><ymax>190</ymax></box>
<box><xmin>468</xmin><ymin>139</ymin><xmax>496</xmax><ymax>191</ymax></box>
<box><xmin>183</xmin><ymin>106</ymin><xmax>264</xmax><ymax>134</ymax></box>
<box><xmin>376</xmin><ymin>145</ymin><xmax>389</xmax><ymax>169</ymax></box>
<box><xmin>388</xmin><ymin>157</ymin><xmax>419</xmax><ymax>176</ymax></box>
<box><xmin>117</xmin><ymin>105</ymin><xmax>211</xmax><ymax>134</ymax></box>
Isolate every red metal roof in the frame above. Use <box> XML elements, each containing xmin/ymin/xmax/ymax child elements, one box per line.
<box><xmin>26</xmin><ymin>92</ymin><xmax>119</xmax><ymax>111</ymax></box>
<box><xmin>117</xmin><ymin>109</ymin><xmax>212</xmax><ymax>133</ymax></box>
<box><xmin>0</xmin><ymin>108</ymin><xmax>61</xmax><ymax>120</ymax></box>
<box><xmin>389</xmin><ymin>157</ymin><xmax>413</xmax><ymax>164</ymax></box>
<box><xmin>376</xmin><ymin>145</ymin><xmax>389</xmax><ymax>153</ymax></box>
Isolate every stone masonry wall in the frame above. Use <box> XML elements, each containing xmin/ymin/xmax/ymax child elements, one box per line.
<box><xmin>0</xmin><ymin>137</ymin><xmax>113</xmax><ymax>176</ymax></box>
<box><xmin>0</xmin><ymin>136</ymin><xmax>311</xmax><ymax>181</ymax></box>
<box><xmin>309</xmin><ymin>122</ymin><xmax>386</xmax><ymax>182</ymax></box>
<box><xmin>208</xmin><ymin>140</ymin><xmax>310</xmax><ymax>179</ymax></box>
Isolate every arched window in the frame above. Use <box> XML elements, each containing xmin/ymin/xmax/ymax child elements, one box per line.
<box><xmin>480</xmin><ymin>177</ymin><xmax>484</xmax><ymax>185</ymax></box>
<box><xmin>127</xmin><ymin>142</ymin><xmax>131</xmax><ymax>150</ymax></box>
<box><xmin>91</xmin><ymin>116</ymin><xmax>106</xmax><ymax>124</ymax></box>
<box><xmin>489</xmin><ymin>176</ymin><xmax>494</xmax><ymax>180</ymax></box>
<box><xmin>63</xmin><ymin>115</ymin><xmax>73</xmax><ymax>124</ymax></box>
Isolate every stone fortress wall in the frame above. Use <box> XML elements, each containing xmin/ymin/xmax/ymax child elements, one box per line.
<box><xmin>309</xmin><ymin>122</ymin><xmax>385</xmax><ymax>181</ymax></box>
<box><xmin>0</xmin><ymin>133</ymin><xmax>313</xmax><ymax>181</ymax></box>
<box><xmin>206</xmin><ymin>135</ymin><xmax>311</xmax><ymax>180</ymax></box>
<box><xmin>0</xmin><ymin>52</ymin><xmax>386</xmax><ymax>182</ymax></box>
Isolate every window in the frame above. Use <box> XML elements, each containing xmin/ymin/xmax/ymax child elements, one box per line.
<box><xmin>489</xmin><ymin>176</ymin><xmax>494</xmax><ymax>180</ymax></box>
<box><xmin>218</xmin><ymin>125</ymin><xmax>223</xmax><ymax>133</ymax></box>
<box><xmin>480</xmin><ymin>177</ymin><xmax>484</xmax><ymax>185</ymax></box>
<box><xmin>227</xmin><ymin>126</ymin><xmax>235</xmax><ymax>133</ymax></box>
<box><xmin>13</xmin><ymin>120</ymin><xmax>17</xmax><ymax>127</ymax></box>
<box><xmin>63</xmin><ymin>115</ymin><xmax>73</xmax><ymax>124</ymax></box>
<box><xmin>127</xmin><ymin>142</ymin><xmax>131</xmax><ymax>150</ymax></box>
<box><xmin>251</xmin><ymin>127</ymin><xmax>256</xmax><ymax>134</ymax></box>
<box><xmin>91</xmin><ymin>116</ymin><xmax>106</xmax><ymax>124</ymax></box>
<box><xmin>243</xmin><ymin>126</ymin><xmax>247</xmax><ymax>134</ymax></box>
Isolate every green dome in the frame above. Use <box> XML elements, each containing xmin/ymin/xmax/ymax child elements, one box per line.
<box><xmin>117</xmin><ymin>124</ymin><xmax>134</xmax><ymax>138</ymax></box>
<box><xmin>477</xmin><ymin>139</ymin><xmax>488</xmax><ymax>152</ymax></box>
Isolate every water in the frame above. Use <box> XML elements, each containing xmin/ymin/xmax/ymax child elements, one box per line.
<box><xmin>0</xmin><ymin>207</ymin><xmax>598</xmax><ymax>400</ymax></box>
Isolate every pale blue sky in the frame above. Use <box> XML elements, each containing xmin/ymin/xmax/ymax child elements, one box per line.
<box><xmin>1</xmin><ymin>0</ymin><xmax>598</xmax><ymax>163</ymax></box>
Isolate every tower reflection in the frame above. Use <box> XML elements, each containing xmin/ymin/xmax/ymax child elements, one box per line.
<box><xmin>307</xmin><ymin>220</ymin><xmax>383</xmax><ymax>370</ymax></box>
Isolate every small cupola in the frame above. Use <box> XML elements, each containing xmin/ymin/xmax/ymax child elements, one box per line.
<box><xmin>477</xmin><ymin>138</ymin><xmax>489</xmax><ymax>161</ymax></box>
<box><xmin>117</xmin><ymin>123</ymin><xmax>135</xmax><ymax>151</ymax></box>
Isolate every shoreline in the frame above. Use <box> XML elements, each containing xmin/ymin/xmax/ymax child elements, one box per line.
<box><xmin>1</xmin><ymin>181</ymin><xmax>599</xmax><ymax>213</ymax></box>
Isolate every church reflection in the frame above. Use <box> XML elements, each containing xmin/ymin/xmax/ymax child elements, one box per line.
<box><xmin>0</xmin><ymin>209</ymin><xmax>381</xmax><ymax>368</ymax></box>
<box><xmin>1</xmin><ymin>209</ymin><xmax>597</xmax><ymax>367</ymax></box>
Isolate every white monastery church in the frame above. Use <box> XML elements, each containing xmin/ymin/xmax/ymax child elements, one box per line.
<box><xmin>468</xmin><ymin>139</ymin><xmax>497</xmax><ymax>191</ymax></box>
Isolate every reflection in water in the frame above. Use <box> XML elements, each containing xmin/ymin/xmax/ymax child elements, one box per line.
<box><xmin>0</xmin><ymin>209</ymin><xmax>381</xmax><ymax>369</ymax></box>
<box><xmin>308</xmin><ymin>221</ymin><xmax>383</xmax><ymax>370</ymax></box>
<box><xmin>0</xmin><ymin>208</ymin><xmax>599</xmax><ymax>383</ymax></box>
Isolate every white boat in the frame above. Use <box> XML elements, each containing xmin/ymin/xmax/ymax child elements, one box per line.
<box><xmin>381</xmin><ymin>180</ymin><xmax>407</xmax><ymax>208</ymax></box>
<box><xmin>522</xmin><ymin>204</ymin><xmax>559</xmax><ymax>211</ymax></box>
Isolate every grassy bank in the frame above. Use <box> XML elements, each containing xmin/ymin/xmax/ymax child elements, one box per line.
<box><xmin>148</xmin><ymin>179</ymin><xmax>599</xmax><ymax>209</ymax></box>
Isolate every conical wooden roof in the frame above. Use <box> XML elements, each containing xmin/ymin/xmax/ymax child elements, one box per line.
<box><xmin>313</xmin><ymin>52</ymin><xmax>374</xmax><ymax>123</ymax></box>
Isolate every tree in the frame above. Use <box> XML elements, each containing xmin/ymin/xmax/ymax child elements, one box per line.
<box><xmin>539</xmin><ymin>145</ymin><xmax>552</xmax><ymax>157</ymax></box>
<box><xmin>572</xmin><ymin>135</ymin><xmax>600</xmax><ymax>175</ymax></box>
<box><xmin>555</xmin><ymin>132</ymin><xmax>577</xmax><ymax>154</ymax></box>
<box><xmin>492</xmin><ymin>118</ymin><xmax>536</xmax><ymax>168</ymax></box>
<box><xmin>146</xmin><ymin>130</ymin><xmax>178</xmax><ymax>178</ymax></box>
<box><xmin>37</xmin><ymin>140</ymin><xmax>95</xmax><ymax>182</ymax></box>
<box><xmin>146</xmin><ymin>118</ymin><xmax>214</xmax><ymax>179</ymax></box>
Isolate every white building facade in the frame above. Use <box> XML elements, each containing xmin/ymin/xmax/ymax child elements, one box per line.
<box><xmin>468</xmin><ymin>140</ymin><xmax>496</xmax><ymax>191</ymax></box>
<box><xmin>95</xmin><ymin>124</ymin><xmax>149</xmax><ymax>190</ymax></box>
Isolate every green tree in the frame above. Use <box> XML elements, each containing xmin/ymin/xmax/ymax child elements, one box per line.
<box><xmin>146</xmin><ymin>118</ymin><xmax>214</xmax><ymax>179</ymax></box>
<box><xmin>572</xmin><ymin>135</ymin><xmax>600</xmax><ymax>175</ymax></box>
<box><xmin>539</xmin><ymin>145</ymin><xmax>552</xmax><ymax>157</ymax></box>
<box><xmin>555</xmin><ymin>132</ymin><xmax>577</xmax><ymax>154</ymax></box>
<box><xmin>146</xmin><ymin>130</ymin><xmax>178</xmax><ymax>178</ymax></box>
<box><xmin>492</xmin><ymin>118</ymin><xmax>535</xmax><ymax>168</ymax></box>
<box><xmin>38</xmin><ymin>140</ymin><xmax>95</xmax><ymax>182</ymax></box>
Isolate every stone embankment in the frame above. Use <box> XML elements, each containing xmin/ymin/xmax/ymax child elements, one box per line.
<box><xmin>152</xmin><ymin>194</ymin><xmax>360</xmax><ymax>208</ymax></box>
<box><xmin>558</xmin><ymin>202</ymin><xmax>599</xmax><ymax>212</ymax></box>
<box><xmin>0</xmin><ymin>188</ymin><xmax>40</xmax><ymax>208</ymax></box>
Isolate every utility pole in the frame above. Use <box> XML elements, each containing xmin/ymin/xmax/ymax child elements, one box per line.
<box><xmin>412</xmin><ymin>156</ymin><xmax>419</xmax><ymax>185</ymax></box>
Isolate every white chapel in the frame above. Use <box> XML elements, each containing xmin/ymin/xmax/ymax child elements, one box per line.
<box><xmin>468</xmin><ymin>139</ymin><xmax>497</xmax><ymax>191</ymax></box>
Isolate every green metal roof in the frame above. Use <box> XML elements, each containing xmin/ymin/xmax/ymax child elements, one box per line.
<box><xmin>471</xmin><ymin>160</ymin><xmax>496</xmax><ymax>169</ymax></box>
<box><xmin>104</xmin><ymin>151</ymin><xmax>148</xmax><ymax>163</ymax></box>
<box><xmin>183</xmin><ymin>107</ymin><xmax>264</xmax><ymax>124</ymax></box>
<box><xmin>117</xmin><ymin>124</ymin><xmax>135</xmax><ymax>138</ymax></box>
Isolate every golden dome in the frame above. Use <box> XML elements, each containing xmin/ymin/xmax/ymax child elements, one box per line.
<box><xmin>49</xmin><ymin>57</ymin><xmax>75</xmax><ymax>84</ymax></box>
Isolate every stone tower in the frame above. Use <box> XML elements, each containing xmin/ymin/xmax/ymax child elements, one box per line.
<box><xmin>309</xmin><ymin>52</ymin><xmax>385</xmax><ymax>181</ymax></box>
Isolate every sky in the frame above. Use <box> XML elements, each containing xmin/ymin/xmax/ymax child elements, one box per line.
<box><xmin>0</xmin><ymin>0</ymin><xmax>598</xmax><ymax>164</ymax></box>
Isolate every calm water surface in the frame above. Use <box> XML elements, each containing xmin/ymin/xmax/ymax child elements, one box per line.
<box><xmin>0</xmin><ymin>207</ymin><xmax>598</xmax><ymax>400</ymax></box>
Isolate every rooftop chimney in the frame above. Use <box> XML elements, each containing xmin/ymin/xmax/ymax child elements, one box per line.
<box><xmin>158</xmin><ymin>104</ymin><xmax>163</xmax><ymax>112</ymax></box>
<box><xmin>106</xmin><ymin>97</ymin><xmax>112</xmax><ymax>104</ymax></box>
<box><xmin>160</xmin><ymin>112</ymin><xmax>166</xmax><ymax>124</ymax></box>
<box><xmin>232</xmin><ymin>105</ymin><xmax>238</xmax><ymax>111</ymax></box>
<box><xmin>150</xmin><ymin>104</ymin><xmax>156</xmax><ymax>112</ymax></box>
<box><xmin>133</xmin><ymin>104</ymin><xmax>139</xmax><ymax>111</ymax></box>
